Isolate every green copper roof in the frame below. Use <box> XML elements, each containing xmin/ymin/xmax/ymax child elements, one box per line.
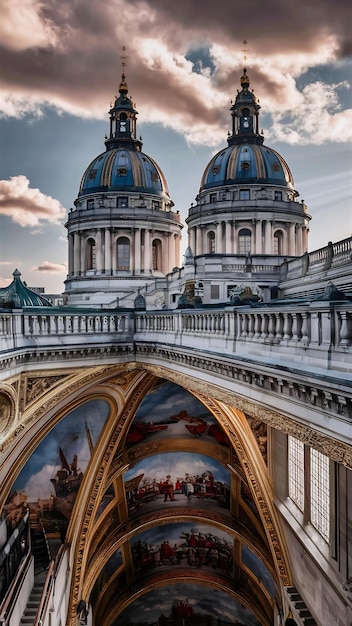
<box><xmin>0</xmin><ymin>270</ymin><xmax>52</xmax><ymax>308</ymax></box>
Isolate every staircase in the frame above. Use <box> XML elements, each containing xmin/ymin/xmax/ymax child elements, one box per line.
<box><xmin>286</xmin><ymin>586</ymin><xmax>318</xmax><ymax>625</ymax></box>
<box><xmin>19</xmin><ymin>570</ymin><xmax>47</xmax><ymax>626</ymax></box>
<box><xmin>19</xmin><ymin>513</ymin><xmax>52</xmax><ymax>625</ymax></box>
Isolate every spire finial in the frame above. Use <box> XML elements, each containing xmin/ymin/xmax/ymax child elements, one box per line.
<box><xmin>242</xmin><ymin>40</ymin><xmax>249</xmax><ymax>72</ymax></box>
<box><xmin>241</xmin><ymin>40</ymin><xmax>250</xmax><ymax>89</ymax></box>
<box><xmin>119</xmin><ymin>45</ymin><xmax>128</xmax><ymax>95</ymax></box>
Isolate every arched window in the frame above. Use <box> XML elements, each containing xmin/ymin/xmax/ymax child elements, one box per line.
<box><xmin>86</xmin><ymin>238</ymin><xmax>96</xmax><ymax>270</ymax></box>
<box><xmin>208</xmin><ymin>231</ymin><xmax>215</xmax><ymax>254</ymax></box>
<box><xmin>152</xmin><ymin>239</ymin><xmax>162</xmax><ymax>271</ymax></box>
<box><xmin>274</xmin><ymin>230</ymin><xmax>284</xmax><ymax>255</ymax></box>
<box><xmin>117</xmin><ymin>237</ymin><xmax>130</xmax><ymax>270</ymax></box>
<box><xmin>238</xmin><ymin>228</ymin><xmax>251</xmax><ymax>254</ymax></box>
<box><xmin>119</xmin><ymin>112</ymin><xmax>129</xmax><ymax>133</ymax></box>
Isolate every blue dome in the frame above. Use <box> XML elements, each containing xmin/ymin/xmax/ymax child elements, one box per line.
<box><xmin>200</xmin><ymin>143</ymin><xmax>294</xmax><ymax>191</ymax></box>
<box><xmin>79</xmin><ymin>149</ymin><xmax>170</xmax><ymax>198</ymax></box>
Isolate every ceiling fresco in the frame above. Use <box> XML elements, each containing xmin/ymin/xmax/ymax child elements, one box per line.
<box><xmin>2</xmin><ymin>375</ymin><xmax>280</xmax><ymax>624</ymax></box>
<box><xmin>114</xmin><ymin>582</ymin><xmax>262</xmax><ymax>625</ymax></box>
<box><xmin>4</xmin><ymin>399</ymin><xmax>110</xmax><ymax>536</ymax></box>
<box><xmin>84</xmin><ymin>379</ymin><xmax>277</xmax><ymax>625</ymax></box>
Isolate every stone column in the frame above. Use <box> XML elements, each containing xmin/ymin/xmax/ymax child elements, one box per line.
<box><xmin>104</xmin><ymin>229</ymin><xmax>111</xmax><ymax>274</ymax></box>
<box><xmin>73</xmin><ymin>232</ymin><xmax>80</xmax><ymax>275</ymax></box>
<box><xmin>264</xmin><ymin>220</ymin><xmax>272</xmax><ymax>254</ymax></box>
<box><xmin>216</xmin><ymin>222</ymin><xmax>222</xmax><ymax>253</ymax></box>
<box><xmin>68</xmin><ymin>233</ymin><xmax>74</xmax><ymax>276</ymax></box>
<box><xmin>225</xmin><ymin>221</ymin><xmax>232</xmax><ymax>254</ymax></box>
<box><xmin>233</xmin><ymin>223</ymin><xmax>237</xmax><ymax>254</ymax></box>
<box><xmin>112</xmin><ymin>234</ymin><xmax>116</xmax><ymax>272</ymax></box>
<box><xmin>298</xmin><ymin>226</ymin><xmax>304</xmax><ymax>256</ymax></box>
<box><xmin>288</xmin><ymin>223</ymin><xmax>296</xmax><ymax>255</ymax></box>
<box><xmin>255</xmin><ymin>220</ymin><xmax>262</xmax><ymax>254</ymax></box>
<box><xmin>168</xmin><ymin>233</ymin><xmax>175</xmax><ymax>271</ymax></box>
<box><xmin>96</xmin><ymin>229</ymin><xmax>102</xmax><ymax>272</ymax></box>
<box><xmin>144</xmin><ymin>229</ymin><xmax>151</xmax><ymax>273</ymax></box>
<box><xmin>134</xmin><ymin>228</ymin><xmax>141</xmax><ymax>274</ymax></box>
<box><xmin>80</xmin><ymin>233</ymin><xmax>85</xmax><ymax>275</ymax></box>
<box><xmin>189</xmin><ymin>228</ymin><xmax>196</xmax><ymax>255</ymax></box>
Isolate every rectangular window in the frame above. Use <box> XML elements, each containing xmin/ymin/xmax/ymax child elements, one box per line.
<box><xmin>211</xmin><ymin>285</ymin><xmax>220</xmax><ymax>299</ymax></box>
<box><xmin>310</xmin><ymin>449</ymin><xmax>330</xmax><ymax>542</ymax></box>
<box><xmin>275</xmin><ymin>191</ymin><xmax>282</xmax><ymax>201</ymax></box>
<box><xmin>117</xmin><ymin>197</ymin><xmax>128</xmax><ymax>208</ymax></box>
<box><xmin>239</xmin><ymin>189</ymin><xmax>250</xmax><ymax>200</ymax></box>
<box><xmin>209</xmin><ymin>193</ymin><xmax>217</xmax><ymax>203</ymax></box>
<box><xmin>87</xmin><ymin>199</ymin><xmax>94</xmax><ymax>209</ymax></box>
<box><xmin>288</xmin><ymin>436</ymin><xmax>305</xmax><ymax>511</ymax></box>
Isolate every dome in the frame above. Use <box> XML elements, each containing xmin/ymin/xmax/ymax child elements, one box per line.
<box><xmin>200</xmin><ymin>143</ymin><xmax>295</xmax><ymax>191</ymax></box>
<box><xmin>0</xmin><ymin>269</ymin><xmax>52</xmax><ymax>308</ymax></box>
<box><xmin>79</xmin><ymin>148</ymin><xmax>170</xmax><ymax>198</ymax></box>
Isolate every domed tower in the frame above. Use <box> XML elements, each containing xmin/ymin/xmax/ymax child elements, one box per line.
<box><xmin>186</xmin><ymin>68</ymin><xmax>311</xmax><ymax>262</ymax></box>
<box><xmin>65</xmin><ymin>67</ymin><xmax>182</xmax><ymax>307</ymax></box>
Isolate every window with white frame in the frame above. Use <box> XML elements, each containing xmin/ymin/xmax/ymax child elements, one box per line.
<box><xmin>238</xmin><ymin>228</ymin><xmax>251</xmax><ymax>254</ymax></box>
<box><xmin>310</xmin><ymin>448</ymin><xmax>330</xmax><ymax>542</ymax></box>
<box><xmin>288</xmin><ymin>436</ymin><xmax>304</xmax><ymax>511</ymax></box>
<box><xmin>288</xmin><ymin>436</ymin><xmax>330</xmax><ymax>543</ymax></box>
<box><xmin>116</xmin><ymin>237</ymin><xmax>130</xmax><ymax>270</ymax></box>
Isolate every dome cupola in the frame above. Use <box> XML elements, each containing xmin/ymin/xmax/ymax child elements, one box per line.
<box><xmin>65</xmin><ymin>54</ymin><xmax>182</xmax><ymax>307</ymax></box>
<box><xmin>187</xmin><ymin>60</ymin><xmax>311</xmax><ymax>262</ymax></box>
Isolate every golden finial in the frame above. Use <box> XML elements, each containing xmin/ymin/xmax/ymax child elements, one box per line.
<box><xmin>242</xmin><ymin>39</ymin><xmax>249</xmax><ymax>71</ymax></box>
<box><xmin>119</xmin><ymin>45</ymin><xmax>128</xmax><ymax>94</ymax></box>
<box><xmin>241</xmin><ymin>40</ymin><xmax>250</xmax><ymax>88</ymax></box>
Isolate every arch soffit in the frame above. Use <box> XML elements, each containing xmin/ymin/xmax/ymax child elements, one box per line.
<box><xmin>0</xmin><ymin>365</ymin><xmax>151</xmax><ymax>510</ymax></box>
<box><xmin>66</xmin><ymin>368</ymin><xmax>292</xmax><ymax>622</ymax></box>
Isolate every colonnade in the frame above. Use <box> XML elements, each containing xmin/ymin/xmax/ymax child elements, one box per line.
<box><xmin>188</xmin><ymin>220</ymin><xmax>308</xmax><ymax>256</ymax></box>
<box><xmin>68</xmin><ymin>227</ymin><xmax>180</xmax><ymax>276</ymax></box>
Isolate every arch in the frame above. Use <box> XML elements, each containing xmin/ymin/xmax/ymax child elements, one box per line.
<box><xmin>116</xmin><ymin>236</ymin><xmax>130</xmax><ymax>270</ymax></box>
<box><xmin>207</xmin><ymin>230</ymin><xmax>216</xmax><ymax>254</ymax></box>
<box><xmin>152</xmin><ymin>238</ymin><xmax>162</xmax><ymax>271</ymax></box>
<box><xmin>238</xmin><ymin>228</ymin><xmax>252</xmax><ymax>254</ymax></box>
<box><xmin>66</xmin><ymin>370</ymin><xmax>291</xmax><ymax>625</ymax></box>
<box><xmin>86</xmin><ymin>237</ymin><xmax>96</xmax><ymax>270</ymax></box>
<box><xmin>274</xmin><ymin>229</ymin><xmax>284</xmax><ymax>255</ymax></box>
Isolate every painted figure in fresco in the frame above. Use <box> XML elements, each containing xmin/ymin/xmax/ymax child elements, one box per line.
<box><xmin>186</xmin><ymin>479</ymin><xmax>194</xmax><ymax>501</ymax></box>
<box><xmin>161</xmin><ymin>475</ymin><xmax>175</xmax><ymax>502</ymax></box>
<box><xmin>160</xmin><ymin>541</ymin><xmax>177</xmax><ymax>564</ymax></box>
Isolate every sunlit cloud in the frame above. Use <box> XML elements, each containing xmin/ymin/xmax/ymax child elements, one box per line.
<box><xmin>0</xmin><ymin>0</ymin><xmax>350</xmax><ymax>146</ymax></box>
<box><xmin>0</xmin><ymin>0</ymin><xmax>58</xmax><ymax>52</ymax></box>
<box><xmin>0</xmin><ymin>175</ymin><xmax>67</xmax><ymax>227</ymax></box>
<box><xmin>35</xmin><ymin>261</ymin><xmax>67</xmax><ymax>273</ymax></box>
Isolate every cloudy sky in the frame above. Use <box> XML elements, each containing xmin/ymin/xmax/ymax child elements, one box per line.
<box><xmin>0</xmin><ymin>0</ymin><xmax>351</xmax><ymax>292</ymax></box>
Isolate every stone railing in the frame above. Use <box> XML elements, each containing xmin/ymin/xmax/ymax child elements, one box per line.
<box><xmin>0</xmin><ymin>304</ymin><xmax>351</xmax><ymax>375</ymax></box>
<box><xmin>280</xmin><ymin>236</ymin><xmax>352</xmax><ymax>281</ymax></box>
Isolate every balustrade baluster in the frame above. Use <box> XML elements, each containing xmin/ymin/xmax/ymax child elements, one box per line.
<box><xmin>283</xmin><ymin>313</ymin><xmax>292</xmax><ymax>341</ymax></box>
<box><xmin>247</xmin><ymin>313</ymin><xmax>255</xmax><ymax>339</ymax></box>
<box><xmin>276</xmin><ymin>313</ymin><xmax>284</xmax><ymax>341</ymax></box>
<box><xmin>300</xmin><ymin>312</ymin><xmax>309</xmax><ymax>345</ymax></box>
<box><xmin>268</xmin><ymin>314</ymin><xmax>276</xmax><ymax>340</ymax></box>
<box><xmin>339</xmin><ymin>311</ymin><xmax>351</xmax><ymax>346</ymax></box>
<box><xmin>260</xmin><ymin>314</ymin><xmax>268</xmax><ymax>342</ymax></box>
<box><xmin>291</xmin><ymin>313</ymin><xmax>301</xmax><ymax>342</ymax></box>
<box><xmin>241</xmin><ymin>314</ymin><xmax>248</xmax><ymax>339</ymax></box>
<box><xmin>253</xmin><ymin>314</ymin><xmax>261</xmax><ymax>340</ymax></box>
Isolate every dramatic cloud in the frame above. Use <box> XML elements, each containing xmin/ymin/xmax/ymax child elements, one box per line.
<box><xmin>0</xmin><ymin>175</ymin><xmax>67</xmax><ymax>227</ymax></box>
<box><xmin>35</xmin><ymin>261</ymin><xmax>67</xmax><ymax>272</ymax></box>
<box><xmin>0</xmin><ymin>0</ymin><xmax>351</xmax><ymax>145</ymax></box>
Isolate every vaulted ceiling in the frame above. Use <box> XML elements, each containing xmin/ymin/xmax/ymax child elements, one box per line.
<box><xmin>4</xmin><ymin>366</ymin><xmax>292</xmax><ymax>625</ymax></box>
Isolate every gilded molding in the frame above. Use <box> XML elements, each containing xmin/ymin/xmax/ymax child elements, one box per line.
<box><xmin>68</xmin><ymin>372</ymin><xmax>156</xmax><ymax>623</ymax></box>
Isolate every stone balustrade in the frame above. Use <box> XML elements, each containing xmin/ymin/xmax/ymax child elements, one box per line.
<box><xmin>0</xmin><ymin>304</ymin><xmax>351</xmax><ymax>374</ymax></box>
<box><xmin>281</xmin><ymin>236</ymin><xmax>352</xmax><ymax>281</ymax></box>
